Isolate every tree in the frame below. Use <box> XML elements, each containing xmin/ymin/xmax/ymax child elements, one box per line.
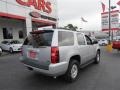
<box><xmin>64</xmin><ymin>24</ymin><xmax>78</xmax><ymax>31</ymax></box>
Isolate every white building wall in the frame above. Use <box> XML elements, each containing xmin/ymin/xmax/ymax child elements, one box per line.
<box><xmin>0</xmin><ymin>18</ymin><xmax>25</xmax><ymax>42</ymax></box>
<box><xmin>0</xmin><ymin>0</ymin><xmax>57</xmax><ymax>42</ymax></box>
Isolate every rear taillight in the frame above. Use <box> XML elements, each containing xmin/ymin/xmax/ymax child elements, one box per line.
<box><xmin>51</xmin><ymin>47</ymin><xmax>59</xmax><ymax>64</ymax></box>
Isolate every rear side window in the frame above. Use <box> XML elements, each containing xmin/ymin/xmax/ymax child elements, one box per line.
<box><xmin>77</xmin><ymin>33</ymin><xmax>85</xmax><ymax>45</ymax></box>
<box><xmin>58</xmin><ymin>31</ymin><xmax>74</xmax><ymax>46</ymax></box>
<box><xmin>23</xmin><ymin>30</ymin><xmax>53</xmax><ymax>47</ymax></box>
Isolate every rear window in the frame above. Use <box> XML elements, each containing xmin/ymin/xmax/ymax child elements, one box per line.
<box><xmin>58</xmin><ymin>31</ymin><xmax>74</xmax><ymax>46</ymax></box>
<box><xmin>23</xmin><ymin>30</ymin><xmax>53</xmax><ymax>47</ymax></box>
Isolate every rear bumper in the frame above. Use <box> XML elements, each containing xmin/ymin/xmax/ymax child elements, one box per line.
<box><xmin>13</xmin><ymin>48</ymin><xmax>21</xmax><ymax>51</ymax></box>
<box><xmin>0</xmin><ymin>51</ymin><xmax>2</xmax><ymax>55</ymax></box>
<box><xmin>24</xmin><ymin>62</ymin><xmax>68</xmax><ymax>76</ymax></box>
<box><xmin>20</xmin><ymin>57</ymin><xmax>68</xmax><ymax>76</ymax></box>
<box><xmin>99</xmin><ymin>43</ymin><xmax>107</xmax><ymax>46</ymax></box>
<box><xmin>112</xmin><ymin>45</ymin><xmax>120</xmax><ymax>49</ymax></box>
<box><xmin>112</xmin><ymin>47</ymin><xmax>120</xmax><ymax>49</ymax></box>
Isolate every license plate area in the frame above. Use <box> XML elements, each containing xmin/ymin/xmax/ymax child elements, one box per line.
<box><xmin>28</xmin><ymin>50</ymin><xmax>38</xmax><ymax>60</ymax></box>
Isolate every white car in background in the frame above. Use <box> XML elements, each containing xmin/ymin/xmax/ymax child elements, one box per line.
<box><xmin>98</xmin><ymin>39</ymin><xmax>108</xmax><ymax>46</ymax></box>
<box><xmin>0</xmin><ymin>47</ymin><xmax>2</xmax><ymax>56</ymax></box>
<box><xmin>0</xmin><ymin>40</ymin><xmax>22</xmax><ymax>53</ymax></box>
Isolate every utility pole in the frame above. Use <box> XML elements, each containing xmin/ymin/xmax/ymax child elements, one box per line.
<box><xmin>111</xmin><ymin>6</ymin><xmax>117</xmax><ymax>41</ymax></box>
<box><xmin>108</xmin><ymin>0</ymin><xmax>111</xmax><ymax>44</ymax></box>
<box><xmin>106</xmin><ymin>0</ymin><xmax>114</xmax><ymax>52</ymax></box>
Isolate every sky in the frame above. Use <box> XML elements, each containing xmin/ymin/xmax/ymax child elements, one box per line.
<box><xmin>57</xmin><ymin>0</ymin><xmax>119</xmax><ymax>31</ymax></box>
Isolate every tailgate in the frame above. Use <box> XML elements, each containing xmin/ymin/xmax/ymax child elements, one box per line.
<box><xmin>22</xmin><ymin>46</ymin><xmax>51</xmax><ymax>70</ymax></box>
<box><xmin>21</xmin><ymin>30</ymin><xmax>54</xmax><ymax>69</ymax></box>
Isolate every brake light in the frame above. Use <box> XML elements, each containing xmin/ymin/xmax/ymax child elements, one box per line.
<box><xmin>51</xmin><ymin>47</ymin><xmax>59</xmax><ymax>64</ymax></box>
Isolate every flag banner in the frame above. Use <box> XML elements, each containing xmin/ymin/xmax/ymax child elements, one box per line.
<box><xmin>101</xmin><ymin>2</ymin><xmax>105</xmax><ymax>13</ymax></box>
<box><xmin>81</xmin><ymin>17</ymin><xmax>88</xmax><ymax>22</ymax></box>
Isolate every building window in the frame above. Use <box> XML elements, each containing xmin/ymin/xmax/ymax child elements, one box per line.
<box><xmin>19</xmin><ymin>30</ymin><xmax>23</xmax><ymax>39</ymax></box>
<box><xmin>2</xmin><ymin>28</ymin><xmax>13</xmax><ymax>39</ymax></box>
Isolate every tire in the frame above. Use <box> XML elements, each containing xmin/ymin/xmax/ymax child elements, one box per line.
<box><xmin>64</xmin><ymin>60</ymin><xmax>80</xmax><ymax>82</ymax></box>
<box><xmin>0</xmin><ymin>52</ymin><xmax>2</xmax><ymax>56</ymax></box>
<box><xmin>9</xmin><ymin>47</ymin><xmax>13</xmax><ymax>53</ymax></box>
<box><xmin>117</xmin><ymin>49</ymin><xmax>120</xmax><ymax>52</ymax></box>
<box><xmin>94</xmin><ymin>51</ymin><xmax>100</xmax><ymax>64</ymax></box>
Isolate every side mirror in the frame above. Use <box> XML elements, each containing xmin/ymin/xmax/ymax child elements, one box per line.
<box><xmin>92</xmin><ymin>40</ymin><xmax>98</xmax><ymax>44</ymax></box>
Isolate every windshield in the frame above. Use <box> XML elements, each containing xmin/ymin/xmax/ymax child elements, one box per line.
<box><xmin>23</xmin><ymin>30</ymin><xmax>53</xmax><ymax>47</ymax></box>
<box><xmin>10</xmin><ymin>40</ymin><xmax>21</xmax><ymax>44</ymax></box>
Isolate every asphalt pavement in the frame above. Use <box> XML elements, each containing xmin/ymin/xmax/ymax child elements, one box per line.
<box><xmin>0</xmin><ymin>47</ymin><xmax>120</xmax><ymax>90</ymax></box>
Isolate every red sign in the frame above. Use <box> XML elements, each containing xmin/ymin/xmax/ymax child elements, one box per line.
<box><xmin>29</xmin><ymin>11</ymin><xmax>41</xmax><ymax>18</ymax></box>
<box><xmin>16</xmin><ymin>0</ymin><xmax>52</xmax><ymax>14</ymax></box>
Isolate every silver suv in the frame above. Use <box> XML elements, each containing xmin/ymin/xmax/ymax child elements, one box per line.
<box><xmin>20</xmin><ymin>29</ymin><xmax>100</xmax><ymax>82</ymax></box>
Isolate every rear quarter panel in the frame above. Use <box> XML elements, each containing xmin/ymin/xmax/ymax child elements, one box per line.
<box><xmin>58</xmin><ymin>46</ymin><xmax>80</xmax><ymax>70</ymax></box>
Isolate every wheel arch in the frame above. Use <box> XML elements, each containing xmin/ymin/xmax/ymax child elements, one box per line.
<box><xmin>97</xmin><ymin>49</ymin><xmax>101</xmax><ymax>54</ymax></box>
<box><xmin>9</xmin><ymin>47</ymin><xmax>14</xmax><ymax>52</ymax></box>
<box><xmin>69</xmin><ymin>55</ymin><xmax>81</xmax><ymax>65</ymax></box>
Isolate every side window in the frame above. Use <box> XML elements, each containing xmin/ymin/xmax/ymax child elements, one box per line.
<box><xmin>85</xmin><ymin>35</ymin><xmax>92</xmax><ymax>45</ymax></box>
<box><xmin>2</xmin><ymin>41</ymin><xmax>9</xmax><ymax>44</ymax></box>
<box><xmin>58</xmin><ymin>31</ymin><xmax>74</xmax><ymax>46</ymax></box>
<box><xmin>77</xmin><ymin>33</ymin><xmax>85</xmax><ymax>45</ymax></box>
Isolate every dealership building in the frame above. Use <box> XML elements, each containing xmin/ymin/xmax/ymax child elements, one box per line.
<box><xmin>101</xmin><ymin>10</ymin><xmax>120</xmax><ymax>37</ymax></box>
<box><xmin>0</xmin><ymin>0</ymin><xmax>57</xmax><ymax>42</ymax></box>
